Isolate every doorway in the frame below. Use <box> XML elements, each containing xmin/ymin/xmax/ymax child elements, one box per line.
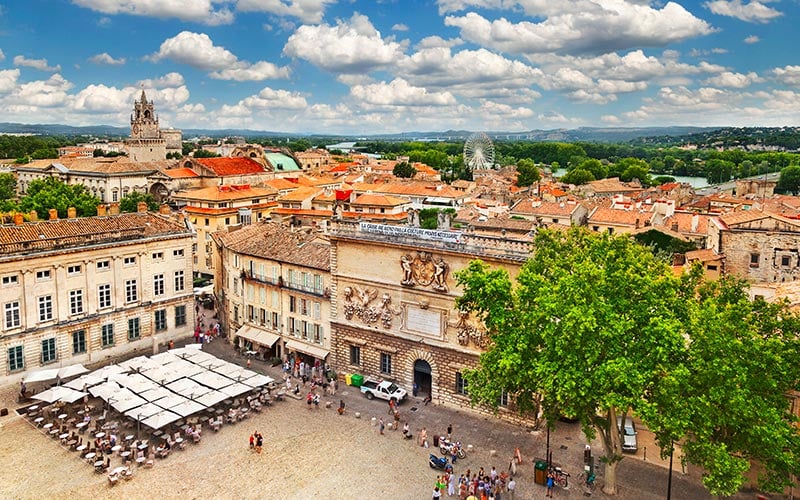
<box><xmin>413</xmin><ymin>359</ymin><xmax>432</xmax><ymax>399</ymax></box>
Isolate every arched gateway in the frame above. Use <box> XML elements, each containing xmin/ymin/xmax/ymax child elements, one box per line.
<box><xmin>413</xmin><ymin>359</ymin><xmax>432</xmax><ymax>399</ymax></box>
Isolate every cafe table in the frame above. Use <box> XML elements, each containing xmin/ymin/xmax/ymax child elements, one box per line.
<box><xmin>84</xmin><ymin>452</ymin><xmax>96</xmax><ymax>461</ymax></box>
<box><xmin>95</xmin><ymin>432</ymin><xmax>106</xmax><ymax>439</ymax></box>
<box><xmin>111</xmin><ymin>445</ymin><xmax>121</xmax><ymax>453</ymax></box>
<box><xmin>43</xmin><ymin>423</ymin><xmax>53</xmax><ymax>430</ymax></box>
<box><xmin>76</xmin><ymin>444</ymin><xmax>87</xmax><ymax>453</ymax></box>
<box><xmin>34</xmin><ymin>417</ymin><xmax>44</xmax><ymax>426</ymax></box>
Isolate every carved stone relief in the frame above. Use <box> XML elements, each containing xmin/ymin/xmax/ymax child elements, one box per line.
<box><xmin>400</xmin><ymin>251</ymin><xmax>450</xmax><ymax>292</ymax></box>
<box><xmin>455</xmin><ymin>310</ymin><xmax>488</xmax><ymax>348</ymax></box>
<box><xmin>342</xmin><ymin>286</ymin><xmax>401</xmax><ymax>329</ymax></box>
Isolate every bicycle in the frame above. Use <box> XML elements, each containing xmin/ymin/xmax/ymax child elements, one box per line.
<box><xmin>550</xmin><ymin>466</ymin><xmax>570</xmax><ymax>489</ymax></box>
<box><xmin>578</xmin><ymin>470</ymin><xmax>596</xmax><ymax>492</ymax></box>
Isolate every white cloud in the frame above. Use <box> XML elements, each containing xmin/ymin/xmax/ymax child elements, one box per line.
<box><xmin>704</xmin><ymin>0</ymin><xmax>781</xmax><ymax>23</ymax></box>
<box><xmin>743</xmin><ymin>35</ymin><xmax>760</xmax><ymax>44</ymax></box>
<box><xmin>72</xmin><ymin>0</ymin><xmax>233</xmax><ymax>26</ymax></box>
<box><xmin>0</xmin><ymin>49</ymin><xmax>4</xmax><ymax>62</ymax></box>
<box><xmin>415</xmin><ymin>36</ymin><xmax>462</xmax><ymax>50</ymax></box>
<box><xmin>88</xmin><ymin>53</ymin><xmax>126</xmax><ymax>65</ymax></box>
<box><xmin>235</xmin><ymin>0</ymin><xmax>335</xmax><ymax>24</ymax></box>
<box><xmin>392</xmin><ymin>23</ymin><xmax>409</xmax><ymax>32</ymax></box>
<box><xmin>283</xmin><ymin>13</ymin><xmax>408</xmax><ymax>73</ymax></box>
<box><xmin>210</xmin><ymin>61</ymin><xmax>291</xmax><ymax>81</ymax></box>
<box><xmin>772</xmin><ymin>66</ymin><xmax>800</xmax><ymax>86</ymax></box>
<box><xmin>72</xmin><ymin>84</ymin><xmax>134</xmax><ymax>112</ymax></box>
<box><xmin>0</xmin><ymin>69</ymin><xmax>20</xmax><ymax>93</ymax></box>
<box><xmin>349</xmin><ymin>78</ymin><xmax>457</xmax><ymax>107</ymax></box>
<box><xmin>702</xmin><ymin>71</ymin><xmax>761</xmax><ymax>88</ymax></box>
<box><xmin>601</xmin><ymin>114</ymin><xmax>621</xmax><ymax>124</ymax></box>
<box><xmin>444</xmin><ymin>2</ymin><xmax>715</xmax><ymax>56</ymax></box>
<box><xmin>147</xmin><ymin>31</ymin><xmax>290</xmax><ymax>80</ymax></box>
<box><xmin>13</xmin><ymin>55</ymin><xmax>61</xmax><ymax>72</ymax></box>
<box><xmin>9</xmin><ymin>74</ymin><xmax>73</xmax><ymax>107</ymax></box>
<box><xmin>138</xmin><ymin>72</ymin><xmax>186</xmax><ymax>88</ymax></box>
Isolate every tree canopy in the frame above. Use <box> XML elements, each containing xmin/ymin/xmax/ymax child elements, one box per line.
<box><xmin>19</xmin><ymin>177</ymin><xmax>100</xmax><ymax>219</ymax></box>
<box><xmin>119</xmin><ymin>191</ymin><xmax>160</xmax><ymax>213</ymax></box>
<box><xmin>776</xmin><ymin>165</ymin><xmax>800</xmax><ymax>195</ymax></box>
<box><xmin>393</xmin><ymin>161</ymin><xmax>417</xmax><ymax>178</ymax></box>
<box><xmin>455</xmin><ymin>227</ymin><xmax>800</xmax><ymax>497</ymax></box>
<box><xmin>560</xmin><ymin>168</ymin><xmax>595</xmax><ymax>185</ymax></box>
<box><xmin>515</xmin><ymin>159</ymin><xmax>541</xmax><ymax>187</ymax></box>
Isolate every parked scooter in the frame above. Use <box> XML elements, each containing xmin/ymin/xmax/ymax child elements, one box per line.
<box><xmin>428</xmin><ymin>454</ymin><xmax>453</xmax><ymax>472</ymax></box>
<box><xmin>439</xmin><ymin>438</ymin><xmax>467</xmax><ymax>459</ymax></box>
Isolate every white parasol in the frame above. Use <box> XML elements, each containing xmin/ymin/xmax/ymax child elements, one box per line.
<box><xmin>33</xmin><ymin>386</ymin><xmax>88</xmax><ymax>404</ymax></box>
<box><xmin>141</xmin><ymin>410</ymin><xmax>181</xmax><ymax>430</ymax></box>
<box><xmin>23</xmin><ymin>368</ymin><xmax>60</xmax><ymax>384</ymax></box>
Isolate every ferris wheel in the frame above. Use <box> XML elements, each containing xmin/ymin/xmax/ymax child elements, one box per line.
<box><xmin>463</xmin><ymin>132</ymin><xmax>495</xmax><ymax>170</ymax></box>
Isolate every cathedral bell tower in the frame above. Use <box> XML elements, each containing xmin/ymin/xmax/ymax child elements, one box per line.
<box><xmin>130</xmin><ymin>89</ymin><xmax>160</xmax><ymax>140</ymax></box>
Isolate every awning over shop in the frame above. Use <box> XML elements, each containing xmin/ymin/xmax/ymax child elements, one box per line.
<box><xmin>235</xmin><ymin>325</ymin><xmax>280</xmax><ymax>348</ymax></box>
<box><xmin>285</xmin><ymin>339</ymin><xmax>329</xmax><ymax>360</ymax></box>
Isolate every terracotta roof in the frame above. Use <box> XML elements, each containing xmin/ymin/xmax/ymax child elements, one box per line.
<box><xmin>172</xmin><ymin>184</ymin><xmax>277</xmax><ymax>202</ymax></box>
<box><xmin>657</xmin><ymin>212</ymin><xmax>710</xmax><ymax>235</ymax></box>
<box><xmin>586</xmin><ymin>177</ymin><xmax>643</xmax><ymax>193</ymax></box>
<box><xmin>351</xmin><ymin>193</ymin><xmax>410</xmax><ymax>207</ymax></box>
<box><xmin>278</xmin><ymin>186</ymin><xmax>323</xmax><ymax>202</ymax></box>
<box><xmin>162</xmin><ymin>167</ymin><xmax>199</xmax><ymax>178</ymax></box>
<box><xmin>716</xmin><ymin>209</ymin><xmax>775</xmax><ymax>228</ymax></box>
<box><xmin>194</xmin><ymin>157</ymin><xmax>266</xmax><ymax>176</ymax></box>
<box><xmin>271</xmin><ymin>208</ymin><xmax>408</xmax><ymax>221</ymax></box>
<box><xmin>0</xmin><ymin>212</ymin><xmax>189</xmax><ymax>255</ymax></box>
<box><xmin>588</xmin><ymin>207</ymin><xmax>652</xmax><ymax>226</ymax></box>
<box><xmin>214</xmin><ymin>222</ymin><xmax>330</xmax><ymax>270</ymax></box>
<box><xmin>265</xmin><ymin>178</ymin><xmax>302</xmax><ymax>191</ymax></box>
<box><xmin>21</xmin><ymin>158</ymin><xmax>170</xmax><ymax>174</ymax></box>
<box><xmin>184</xmin><ymin>201</ymin><xmax>277</xmax><ymax>215</ymax></box>
<box><xmin>511</xmin><ymin>199</ymin><xmax>579</xmax><ymax>217</ymax></box>
<box><xmin>685</xmin><ymin>248</ymin><xmax>724</xmax><ymax>262</ymax></box>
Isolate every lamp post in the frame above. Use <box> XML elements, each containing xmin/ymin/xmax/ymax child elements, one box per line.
<box><xmin>546</xmin><ymin>423</ymin><xmax>551</xmax><ymax>467</ymax></box>
<box><xmin>137</xmin><ymin>413</ymin><xmax>141</xmax><ymax>439</ymax></box>
<box><xmin>667</xmin><ymin>441</ymin><xmax>674</xmax><ymax>500</ymax></box>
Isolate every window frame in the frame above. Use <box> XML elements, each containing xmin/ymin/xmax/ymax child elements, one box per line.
<box><xmin>380</xmin><ymin>352</ymin><xmax>392</xmax><ymax>375</ymax></box>
<box><xmin>72</xmin><ymin>330</ymin><xmax>87</xmax><ymax>354</ymax></box>
<box><xmin>174</xmin><ymin>270</ymin><xmax>185</xmax><ymax>292</ymax></box>
<box><xmin>128</xmin><ymin>317</ymin><xmax>141</xmax><ymax>340</ymax></box>
<box><xmin>8</xmin><ymin>345</ymin><xmax>23</xmax><ymax>372</ymax></box>
<box><xmin>175</xmin><ymin>305</ymin><xmax>187</xmax><ymax>327</ymax></box>
<box><xmin>98</xmin><ymin>284</ymin><xmax>112</xmax><ymax>309</ymax></box>
<box><xmin>41</xmin><ymin>338</ymin><xmax>57</xmax><ymax>364</ymax></box>
<box><xmin>101</xmin><ymin>323</ymin><xmax>115</xmax><ymax>347</ymax></box>
<box><xmin>69</xmin><ymin>289</ymin><xmax>84</xmax><ymax>315</ymax></box>
<box><xmin>4</xmin><ymin>301</ymin><xmax>20</xmax><ymax>329</ymax></box>
<box><xmin>153</xmin><ymin>273</ymin><xmax>165</xmax><ymax>297</ymax></box>
<box><xmin>125</xmin><ymin>279</ymin><xmax>138</xmax><ymax>303</ymax></box>
<box><xmin>38</xmin><ymin>295</ymin><xmax>53</xmax><ymax>322</ymax></box>
<box><xmin>349</xmin><ymin>345</ymin><xmax>361</xmax><ymax>366</ymax></box>
<box><xmin>456</xmin><ymin>372</ymin><xmax>469</xmax><ymax>396</ymax></box>
<box><xmin>154</xmin><ymin>309</ymin><xmax>167</xmax><ymax>332</ymax></box>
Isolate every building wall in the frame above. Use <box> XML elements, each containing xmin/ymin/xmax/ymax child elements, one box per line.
<box><xmin>15</xmin><ymin>169</ymin><xmax>153</xmax><ymax>203</ymax></box>
<box><xmin>720</xmin><ymin>229</ymin><xmax>800</xmax><ymax>283</ymax></box>
<box><xmin>215</xmin><ymin>243</ymin><xmax>331</xmax><ymax>362</ymax></box>
<box><xmin>329</xmin><ymin>222</ymin><xmax>529</xmax><ymax>421</ymax></box>
<box><xmin>0</xmin><ymin>228</ymin><xmax>195</xmax><ymax>382</ymax></box>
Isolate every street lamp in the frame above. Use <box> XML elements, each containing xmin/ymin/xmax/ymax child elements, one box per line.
<box><xmin>137</xmin><ymin>413</ymin><xmax>141</xmax><ymax>439</ymax></box>
<box><xmin>667</xmin><ymin>441</ymin><xmax>674</xmax><ymax>500</ymax></box>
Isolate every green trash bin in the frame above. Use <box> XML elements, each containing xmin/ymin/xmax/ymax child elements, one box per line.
<box><xmin>534</xmin><ymin>460</ymin><xmax>548</xmax><ymax>485</ymax></box>
<box><xmin>350</xmin><ymin>374</ymin><xmax>364</xmax><ymax>387</ymax></box>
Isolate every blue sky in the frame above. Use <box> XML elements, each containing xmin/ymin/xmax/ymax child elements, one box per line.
<box><xmin>0</xmin><ymin>0</ymin><xmax>798</xmax><ymax>135</ymax></box>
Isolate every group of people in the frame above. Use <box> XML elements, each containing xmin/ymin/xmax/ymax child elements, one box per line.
<box><xmin>433</xmin><ymin>467</ymin><xmax>516</xmax><ymax>500</ymax></box>
<box><xmin>248</xmin><ymin>431</ymin><xmax>264</xmax><ymax>454</ymax></box>
<box><xmin>95</xmin><ymin>433</ymin><xmax>118</xmax><ymax>454</ymax></box>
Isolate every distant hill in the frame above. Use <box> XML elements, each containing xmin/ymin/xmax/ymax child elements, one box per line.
<box><xmin>0</xmin><ymin>122</ymin><xmax>723</xmax><ymax>144</ymax></box>
<box><xmin>632</xmin><ymin>126</ymin><xmax>800</xmax><ymax>151</ymax></box>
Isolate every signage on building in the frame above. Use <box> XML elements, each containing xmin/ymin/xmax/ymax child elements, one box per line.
<box><xmin>359</xmin><ymin>222</ymin><xmax>462</xmax><ymax>243</ymax></box>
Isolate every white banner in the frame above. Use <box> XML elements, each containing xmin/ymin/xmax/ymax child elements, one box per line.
<box><xmin>359</xmin><ymin>222</ymin><xmax>462</xmax><ymax>243</ymax></box>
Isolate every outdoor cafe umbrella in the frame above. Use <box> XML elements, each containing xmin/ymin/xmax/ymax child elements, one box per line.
<box><xmin>109</xmin><ymin>392</ymin><xmax>146</xmax><ymax>413</ymax></box>
<box><xmin>138</xmin><ymin>386</ymin><xmax>172</xmax><ymax>402</ymax></box>
<box><xmin>240</xmin><ymin>374</ymin><xmax>274</xmax><ymax>388</ymax></box>
<box><xmin>191</xmin><ymin>371</ymin><xmax>233</xmax><ymax>390</ymax></box>
<box><xmin>64</xmin><ymin>373</ymin><xmax>104</xmax><ymax>391</ymax></box>
<box><xmin>168</xmin><ymin>399</ymin><xmax>205</xmax><ymax>418</ymax></box>
<box><xmin>89</xmin><ymin>364</ymin><xmax>128</xmax><ymax>380</ymax></box>
<box><xmin>23</xmin><ymin>367</ymin><xmax>60</xmax><ymax>384</ymax></box>
<box><xmin>32</xmin><ymin>386</ymin><xmax>88</xmax><ymax>404</ymax></box>
<box><xmin>56</xmin><ymin>364</ymin><xmax>89</xmax><ymax>381</ymax></box>
<box><xmin>141</xmin><ymin>410</ymin><xmax>181</xmax><ymax>430</ymax></box>
<box><xmin>219</xmin><ymin>382</ymin><xmax>251</xmax><ymax>398</ymax></box>
<box><xmin>124</xmin><ymin>402</ymin><xmax>164</xmax><ymax>421</ymax></box>
<box><xmin>195</xmin><ymin>390</ymin><xmax>227</xmax><ymax>408</ymax></box>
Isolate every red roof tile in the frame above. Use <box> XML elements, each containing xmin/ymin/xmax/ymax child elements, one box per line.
<box><xmin>195</xmin><ymin>157</ymin><xmax>266</xmax><ymax>176</ymax></box>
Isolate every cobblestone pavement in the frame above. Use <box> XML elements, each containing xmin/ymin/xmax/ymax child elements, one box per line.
<box><xmin>0</xmin><ymin>325</ymin><xmax>778</xmax><ymax>499</ymax></box>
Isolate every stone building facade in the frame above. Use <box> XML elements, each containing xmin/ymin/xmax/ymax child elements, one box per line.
<box><xmin>0</xmin><ymin>211</ymin><xmax>195</xmax><ymax>383</ymax></box>
<box><xmin>328</xmin><ymin>221</ymin><xmax>530</xmax><ymax>420</ymax></box>
<box><xmin>125</xmin><ymin>90</ymin><xmax>182</xmax><ymax>162</ymax></box>
<box><xmin>212</xmin><ymin>223</ymin><xmax>331</xmax><ymax>364</ymax></box>
<box><xmin>707</xmin><ymin>210</ymin><xmax>800</xmax><ymax>282</ymax></box>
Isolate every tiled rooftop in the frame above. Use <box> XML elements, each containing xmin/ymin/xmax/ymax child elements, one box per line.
<box><xmin>194</xmin><ymin>157</ymin><xmax>266</xmax><ymax>176</ymax></box>
<box><xmin>214</xmin><ymin>222</ymin><xmax>330</xmax><ymax>271</ymax></box>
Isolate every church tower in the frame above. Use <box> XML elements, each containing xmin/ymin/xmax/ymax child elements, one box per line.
<box><xmin>124</xmin><ymin>89</ymin><xmax>181</xmax><ymax>162</ymax></box>
<box><xmin>130</xmin><ymin>89</ymin><xmax>160</xmax><ymax>140</ymax></box>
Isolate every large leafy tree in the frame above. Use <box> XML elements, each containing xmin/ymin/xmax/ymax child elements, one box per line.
<box><xmin>515</xmin><ymin>159</ymin><xmax>541</xmax><ymax>187</ymax></box>
<box><xmin>19</xmin><ymin>177</ymin><xmax>100</xmax><ymax>219</ymax></box>
<box><xmin>776</xmin><ymin>165</ymin><xmax>800</xmax><ymax>195</ymax></box>
<box><xmin>393</xmin><ymin>161</ymin><xmax>417</xmax><ymax>178</ymax></box>
<box><xmin>560</xmin><ymin>168</ymin><xmax>595</xmax><ymax>185</ymax></box>
<box><xmin>648</xmin><ymin>275</ymin><xmax>800</xmax><ymax>497</ymax></box>
<box><xmin>455</xmin><ymin>227</ymin><xmax>688</xmax><ymax>495</ymax></box>
<box><xmin>119</xmin><ymin>191</ymin><xmax>159</xmax><ymax>213</ymax></box>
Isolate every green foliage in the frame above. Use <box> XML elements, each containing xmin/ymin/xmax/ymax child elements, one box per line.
<box><xmin>181</xmin><ymin>142</ymin><xmax>194</xmax><ymax>156</ymax></box>
<box><xmin>633</xmin><ymin>229</ymin><xmax>697</xmax><ymax>260</ymax></box>
<box><xmin>455</xmin><ymin>230</ymin><xmax>800</xmax><ymax>497</ymax></box>
<box><xmin>287</xmin><ymin>139</ymin><xmax>312</xmax><ymax>152</ymax></box>
<box><xmin>192</xmin><ymin>149</ymin><xmax>219</xmax><ymax>158</ymax></box>
<box><xmin>705</xmin><ymin>158</ymin><xmax>736</xmax><ymax>184</ymax></box>
<box><xmin>515</xmin><ymin>159</ymin><xmax>541</xmax><ymax>187</ymax></box>
<box><xmin>18</xmin><ymin>177</ymin><xmax>100</xmax><ymax>219</ymax></box>
<box><xmin>652</xmin><ymin>175</ymin><xmax>676</xmax><ymax>185</ymax></box>
<box><xmin>119</xmin><ymin>192</ymin><xmax>159</xmax><ymax>213</ymax></box>
<box><xmin>455</xmin><ymin>228</ymin><xmax>688</xmax><ymax>494</ymax></box>
<box><xmin>393</xmin><ymin>161</ymin><xmax>417</xmax><ymax>178</ymax></box>
<box><xmin>776</xmin><ymin>165</ymin><xmax>800</xmax><ymax>195</ymax></box>
<box><xmin>0</xmin><ymin>135</ymin><xmax>75</xmax><ymax>160</ymax></box>
<box><xmin>30</xmin><ymin>148</ymin><xmax>58</xmax><ymax>159</ymax></box>
<box><xmin>418</xmin><ymin>208</ymin><xmax>454</xmax><ymax>229</ymax></box>
<box><xmin>576</xmin><ymin>158</ymin><xmax>608</xmax><ymax>179</ymax></box>
<box><xmin>166</xmin><ymin>151</ymin><xmax>183</xmax><ymax>160</ymax></box>
<box><xmin>560</xmin><ymin>168</ymin><xmax>594</xmax><ymax>185</ymax></box>
<box><xmin>616</xmin><ymin>158</ymin><xmax>651</xmax><ymax>185</ymax></box>
<box><xmin>0</xmin><ymin>173</ymin><xmax>16</xmax><ymax>201</ymax></box>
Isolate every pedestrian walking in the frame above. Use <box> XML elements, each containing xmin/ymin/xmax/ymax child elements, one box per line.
<box><xmin>378</xmin><ymin>418</ymin><xmax>385</xmax><ymax>435</ymax></box>
<box><xmin>249</xmin><ymin>433</ymin><xmax>254</xmax><ymax>450</ymax></box>
<box><xmin>506</xmin><ymin>478</ymin><xmax>515</xmax><ymax>500</ymax></box>
<box><xmin>388</xmin><ymin>399</ymin><xmax>395</xmax><ymax>415</ymax></box>
<box><xmin>420</xmin><ymin>427</ymin><xmax>429</xmax><ymax>448</ymax></box>
<box><xmin>546</xmin><ymin>470</ymin><xmax>555</xmax><ymax>497</ymax></box>
<box><xmin>432</xmin><ymin>486</ymin><xmax>441</xmax><ymax>499</ymax></box>
<box><xmin>306</xmin><ymin>392</ymin><xmax>313</xmax><ymax>410</ymax></box>
<box><xmin>447</xmin><ymin>423</ymin><xmax>453</xmax><ymax>440</ymax></box>
<box><xmin>393</xmin><ymin>410</ymin><xmax>400</xmax><ymax>430</ymax></box>
<box><xmin>448</xmin><ymin>470</ymin><xmax>456</xmax><ymax>496</ymax></box>
<box><xmin>255</xmin><ymin>432</ymin><xmax>263</xmax><ymax>454</ymax></box>
<box><xmin>313</xmin><ymin>394</ymin><xmax>320</xmax><ymax>409</ymax></box>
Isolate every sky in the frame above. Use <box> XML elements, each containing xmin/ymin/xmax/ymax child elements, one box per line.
<box><xmin>0</xmin><ymin>0</ymin><xmax>798</xmax><ymax>135</ymax></box>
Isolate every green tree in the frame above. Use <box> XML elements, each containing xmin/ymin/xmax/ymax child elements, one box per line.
<box><xmin>652</xmin><ymin>275</ymin><xmax>800</xmax><ymax>497</ymax></box>
<box><xmin>776</xmin><ymin>165</ymin><xmax>800</xmax><ymax>194</ymax></box>
<box><xmin>577</xmin><ymin>159</ymin><xmax>608</xmax><ymax>180</ymax></box>
<box><xmin>0</xmin><ymin>173</ymin><xmax>16</xmax><ymax>201</ymax></box>
<box><xmin>192</xmin><ymin>149</ymin><xmax>219</xmax><ymax>158</ymax></box>
<box><xmin>119</xmin><ymin>192</ymin><xmax>160</xmax><ymax>213</ymax></box>
<box><xmin>560</xmin><ymin>168</ymin><xmax>595</xmax><ymax>185</ymax></box>
<box><xmin>19</xmin><ymin>177</ymin><xmax>100</xmax><ymax>219</ymax></box>
<box><xmin>652</xmin><ymin>175</ymin><xmax>676</xmax><ymax>185</ymax></box>
<box><xmin>616</xmin><ymin>158</ymin><xmax>651</xmax><ymax>185</ymax></box>
<box><xmin>705</xmin><ymin>158</ymin><xmax>735</xmax><ymax>184</ymax></box>
<box><xmin>515</xmin><ymin>159</ymin><xmax>541</xmax><ymax>187</ymax></box>
<box><xmin>455</xmin><ymin>228</ymin><xmax>688</xmax><ymax>495</ymax></box>
<box><xmin>393</xmin><ymin>161</ymin><xmax>417</xmax><ymax>178</ymax></box>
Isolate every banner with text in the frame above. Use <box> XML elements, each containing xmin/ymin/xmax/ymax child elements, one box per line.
<box><xmin>359</xmin><ymin>222</ymin><xmax>462</xmax><ymax>244</ymax></box>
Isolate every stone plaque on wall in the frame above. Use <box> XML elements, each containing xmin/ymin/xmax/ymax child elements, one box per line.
<box><xmin>404</xmin><ymin>305</ymin><xmax>443</xmax><ymax>338</ymax></box>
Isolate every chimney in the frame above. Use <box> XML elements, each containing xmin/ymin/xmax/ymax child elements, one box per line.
<box><xmin>97</xmin><ymin>204</ymin><xmax>107</xmax><ymax>217</ymax></box>
<box><xmin>67</xmin><ymin>207</ymin><xmax>77</xmax><ymax>219</ymax></box>
<box><xmin>109</xmin><ymin>203</ymin><xmax>120</xmax><ymax>216</ymax></box>
<box><xmin>13</xmin><ymin>213</ymin><xmax>23</xmax><ymax>226</ymax></box>
<box><xmin>671</xmin><ymin>221</ymin><xmax>679</xmax><ymax>232</ymax></box>
<box><xmin>159</xmin><ymin>204</ymin><xmax>171</xmax><ymax>215</ymax></box>
<box><xmin>48</xmin><ymin>209</ymin><xmax>58</xmax><ymax>220</ymax></box>
<box><xmin>635</xmin><ymin>218</ymin><xmax>640</xmax><ymax>229</ymax></box>
<box><xmin>29</xmin><ymin>211</ymin><xmax>38</xmax><ymax>222</ymax></box>
<box><xmin>137</xmin><ymin>201</ymin><xmax>148</xmax><ymax>213</ymax></box>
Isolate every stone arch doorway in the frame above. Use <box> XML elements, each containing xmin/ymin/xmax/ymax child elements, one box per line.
<box><xmin>413</xmin><ymin>359</ymin><xmax>432</xmax><ymax>399</ymax></box>
<box><xmin>149</xmin><ymin>182</ymin><xmax>169</xmax><ymax>202</ymax></box>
